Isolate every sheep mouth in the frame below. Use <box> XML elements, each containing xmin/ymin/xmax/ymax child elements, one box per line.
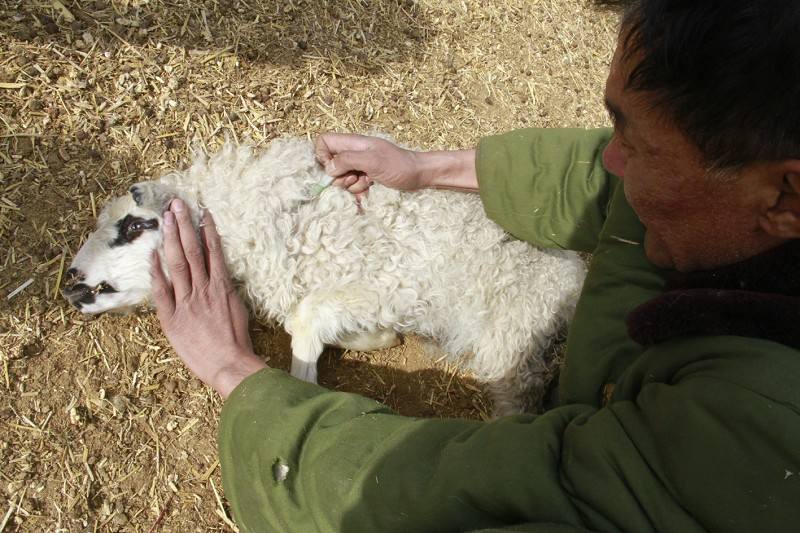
<box><xmin>62</xmin><ymin>281</ymin><xmax>117</xmax><ymax>309</ymax></box>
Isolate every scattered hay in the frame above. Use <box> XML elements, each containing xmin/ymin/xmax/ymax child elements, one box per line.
<box><xmin>0</xmin><ymin>0</ymin><xmax>616</xmax><ymax>529</ymax></box>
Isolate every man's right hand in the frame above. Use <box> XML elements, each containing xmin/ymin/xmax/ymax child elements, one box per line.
<box><xmin>314</xmin><ymin>133</ymin><xmax>427</xmax><ymax>194</ymax></box>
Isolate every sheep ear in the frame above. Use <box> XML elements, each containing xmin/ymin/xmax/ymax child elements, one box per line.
<box><xmin>159</xmin><ymin>198</ymin><xmax>175</xmax><ymax>215</ymax></box>
<box><xmin>130</xmin><ymin>185</ymin><xmax>144</xmax><ymax>206</ymax></box>
<box><xmin>129</xmin><ymin>182</ymin><xmax>178</xmax><ymax>213</ymax></box>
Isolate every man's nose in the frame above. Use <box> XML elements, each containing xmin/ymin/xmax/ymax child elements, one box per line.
<box><xmin>602</xmin><ymin>137</ymin><xmax>626</xmax><ymax>178</ymax></box>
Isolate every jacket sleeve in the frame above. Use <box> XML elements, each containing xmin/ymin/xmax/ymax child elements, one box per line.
<box><xmin>219</xmin><ymin>338</ymin><xmax>800</xmax><ymax>533</ymax></box>
<box><xmin>218</xmin><ymin>368</ymin><xmax>595</xmax><ymax>532</ymax></box>
<box><xmin>476</xmin><ymin>128</ymin><xmax>616</xmax><ymax>253</ymax></box>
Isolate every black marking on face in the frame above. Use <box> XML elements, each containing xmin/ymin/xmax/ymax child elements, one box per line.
<box><xmin>95</xmin><ymin>282</ymin><xmax>118</xmax><ymax>295</ymax></box>
<box><xmin>110</xmin><ymin>215</ymin><xmax>159</xmax><ymax>247</ymax></box>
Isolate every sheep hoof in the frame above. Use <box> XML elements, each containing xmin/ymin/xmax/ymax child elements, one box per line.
<box><xmin>290</xmin><ymin>359</ymin><xmax>318</xmax><ymax>383</ymax></box>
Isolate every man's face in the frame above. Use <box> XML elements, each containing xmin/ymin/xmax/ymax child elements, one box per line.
<box><xmin>601</xmin><ymin>39</ymin><xmax>783</xmax><ymax>272</ymax></box>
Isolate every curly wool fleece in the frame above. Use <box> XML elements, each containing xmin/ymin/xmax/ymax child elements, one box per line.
<box><xmin>69</xmin><ymin>137</ymin><xmax>586</xmax><ymax>414</ymax></box>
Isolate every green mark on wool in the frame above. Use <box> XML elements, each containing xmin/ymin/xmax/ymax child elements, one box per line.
<box><xmin>310</xmin><ymin>174</ymin><xmax>335</xmax><ymax>197</ymax></box>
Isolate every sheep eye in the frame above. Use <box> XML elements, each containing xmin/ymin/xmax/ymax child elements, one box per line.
<box><xmin>129</xmin><ymin>218</ymin><xmax>159</xmax><ymax>233</ymax></box>
<box><xmin>110</xmin><ymin>215</ymin><xmax>159</xmax><ymax>247</ymax></box>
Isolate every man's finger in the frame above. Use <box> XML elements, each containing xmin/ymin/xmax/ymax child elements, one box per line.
<box><xmin>331</xmin><ymin>173</ymin><xmax>359</xmax><ymax>189</ymax></box>
<box><xmin>201</xmin><ymin>210</ymin><xmax>231</xmax><ymax>283</ymax></box>
<box><xmin>347</xmin><ymin>176</ymin><xmax>373</xmax><ymax>195</ymax></box>
<box><xmin>325</xmin><ymin>150</ymin><xmax>379</xmax><ymax>179</ymax></box>
<box><xmin>162</xmin><ymin>209</ymin><xmax>192</xmax><ymax>299</ymax></box>
<box><xmin>314</xmin><ymin>133</ymin><xmax>373</xmax><ymax>163</ymax></box>
<box><xmin>314</xmin><ymin>135</ymin><xmax>334</xmax><ymax>166</ymax></box>
<box><xmin>150</xmin><ymin>251</ymin><xmax>175</xmax><ymax>318</ymax></box>
<box><xmin>232</xmin><ymin>301</ymin><xmax>253</xmax><ymax>350</ymax></box>
<box><xmin>172</xmin><ymin>199</ymin><xmax>209</xmax><ymax>289</ymax></box>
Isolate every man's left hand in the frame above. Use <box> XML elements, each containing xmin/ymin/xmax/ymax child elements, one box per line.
<box><xmin>151</xmin><ymin>198</ymin><xmax>266</xmax><ymax>399</ymax></box>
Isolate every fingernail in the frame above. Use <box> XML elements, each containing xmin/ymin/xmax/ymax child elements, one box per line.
<box><xmin>172</xmin><ymin>198</ymin><xmax>185</xmax><ymax>212</ymax></box>
<box><xmin>164</xmin><ymin>211</ymin><xmax>175</xmax><ymax>226</ymax></box>
<box><xmin>325</xmin><ymin>160</ymin><xmax>336</xmax><ymax>173</ymax></box>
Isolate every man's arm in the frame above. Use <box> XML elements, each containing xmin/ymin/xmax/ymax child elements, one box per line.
<box><xmin>476</xmin><ymin>128</ymin><xmax>617</xmax><ymax>253</ymax></box>
<box><xmin>219</xmin><ymin>368</ymin><xmax>595</xmax><ymax>532</ymax></box>
<box><xmin>317</xmin><ymin>128</ymin><xmax>617</xmax><ymax>253</ymax></box>
<box><xmin>314</xmin><ymin>134</ymin><xmax>478</xmax><ymax>193</ymax></box>
<box><xmin>219</xmin><ymin>337</ymin><xmax>800</xmax><ymax>532</ymax></box>
<box><xmin>416</xmin><ymin>148</ymin><xmax>478</xmax><ymax>191</ymax></box>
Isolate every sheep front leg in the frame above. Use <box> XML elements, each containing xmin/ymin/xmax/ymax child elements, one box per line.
<box><xmin>285</xmin><ymin>289</ymin><xmax>384</xmax><ymax>383</ymax></box>
<box><xmin>289</xmin><ymin>328</ymin><xmax>325</xmax><ymax>383</ymax></box>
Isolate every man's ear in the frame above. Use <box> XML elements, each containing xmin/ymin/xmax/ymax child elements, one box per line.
<box><xmin>759</xmin><ymin>167</ymin><xmax>800</xmax><ymax>239</ymax></box>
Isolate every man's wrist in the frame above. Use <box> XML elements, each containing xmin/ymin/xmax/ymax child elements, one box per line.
<box><xmin>415</xmin><ymin>149</ymin><xmax>478</xmax><ymax>191</ymax></box>
<box><xmin>213</xmin><ymin>351</ymin><xmax>267</xmax><ymax>399</ymax></box>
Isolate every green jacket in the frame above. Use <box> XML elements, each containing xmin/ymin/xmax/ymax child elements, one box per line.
<box><xmin>219</xmin><ymin>128</ymin><xmax>800</xmax><ymax>532</ymax></box>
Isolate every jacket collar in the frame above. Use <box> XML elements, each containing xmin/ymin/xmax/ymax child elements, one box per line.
<box><xmin>627</xmin><ymin>240</ymin><xmax>800</xmax><ymax>348</ymax></box>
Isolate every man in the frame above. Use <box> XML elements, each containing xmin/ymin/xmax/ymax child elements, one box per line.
<box><xmin>151</xmin><ymin>0</ymin><xmax>800</xmax><ymax>530</ymax></box>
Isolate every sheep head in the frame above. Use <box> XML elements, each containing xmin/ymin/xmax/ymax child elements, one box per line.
<box><xmin>63</xmin><ymin>181</ymin><xmax>190</xmax><ymax>314</ymax></box>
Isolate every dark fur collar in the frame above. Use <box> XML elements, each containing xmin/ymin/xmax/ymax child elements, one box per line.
<box><xmin>627</xmin><ymin>240</ymin><xmax>800</xmax><ymax>348</ymax></box>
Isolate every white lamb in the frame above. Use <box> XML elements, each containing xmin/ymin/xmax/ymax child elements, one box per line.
<box><xmin>63</xmin><ymin>137</ymin><xmax>586</xmax><ymax>414</ymax></box>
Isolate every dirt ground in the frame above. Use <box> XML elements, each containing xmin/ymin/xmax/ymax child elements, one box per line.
<box><xmin>0</xmin><ymin>0</ymin><xmax>616</xmax><ymax>530</ymax></box>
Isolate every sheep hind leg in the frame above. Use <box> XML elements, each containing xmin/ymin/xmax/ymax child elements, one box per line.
<box><xmin>485</xmin><ymin>352</ymin><xmax>550</xmax><ymax>418</ymax></box>
<box><xmin>335</xmin><ymin>328</ymin><xmax>400</xmax><ymax>352</ymax></box>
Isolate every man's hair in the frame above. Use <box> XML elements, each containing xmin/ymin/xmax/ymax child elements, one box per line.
<box><xmin>600</xmin><ymin>0</ymin><xmax>800</xmax><ymax>169</ymax></box>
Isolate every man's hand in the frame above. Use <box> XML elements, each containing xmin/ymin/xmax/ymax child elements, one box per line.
<box><xmin>151</xmin><ymin>198</ymin><xmax>266</xmax><ymax>399</ymax></box>
<box><xmin>314</xmin><ymin>133</ymin><xmax>427</xmax><ymax>194</ymax></box>
<box><xmin>315</xmin><ymin>133</ymin><xmax>479</xmax><ymax>194</ymax></box>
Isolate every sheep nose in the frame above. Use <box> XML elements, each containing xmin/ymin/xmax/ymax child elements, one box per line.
<box><xmin>61</xmin><ymin>282</ymin><xmax>92</xmax><ymax>309</ymax></box>
<box><xmin>64</xmin><ymin>267</ymin><xmax>82</xmax><ymax>286</ymax></box>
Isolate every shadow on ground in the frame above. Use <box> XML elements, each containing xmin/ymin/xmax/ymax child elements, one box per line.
<box><xmin>0</xmin><ymin>0</ymin><xmax>435</xmax><ymax>72</ymax></box>
<box><xmin>252</xmin><ymin>325</ymin><xmax>489</xmax><ymax>419</ymax></box>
